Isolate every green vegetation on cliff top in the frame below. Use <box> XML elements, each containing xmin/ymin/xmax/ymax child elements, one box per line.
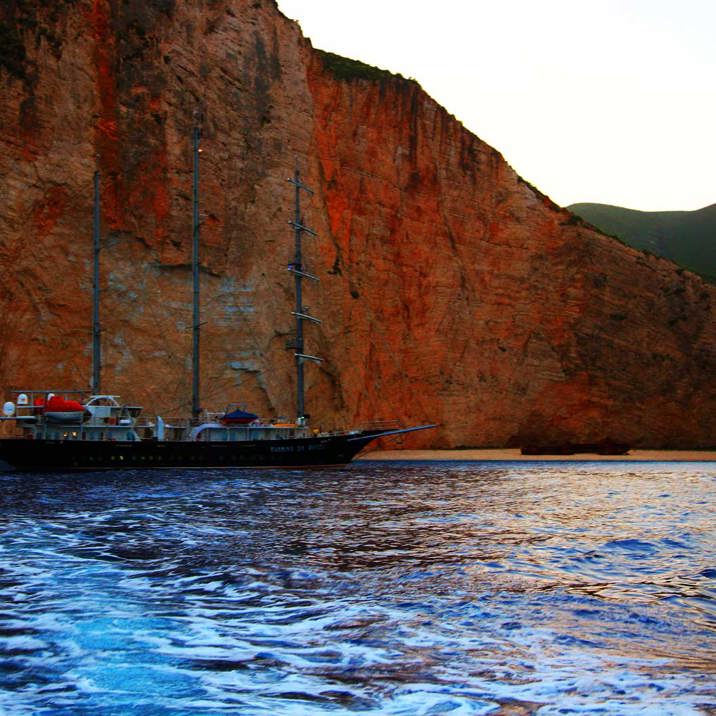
<box><xmin>316</xmin><ymin>49</ymin><xmax>405</xmax><ymax>83</ymax></box>
<box><xmin>569</xmin><ymin>202</ymin><xmax>716</xmax><ymax>284</ymax></box>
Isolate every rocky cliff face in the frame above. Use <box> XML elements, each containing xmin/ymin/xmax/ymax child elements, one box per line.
<box><xmin>1</xmin><ymin>0</ymin><xmax>715</xmax><ymax>447</ymax></box>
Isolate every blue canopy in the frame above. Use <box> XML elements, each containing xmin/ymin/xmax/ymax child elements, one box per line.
<box><xmin>222</xmin><ymin>408</ymin><xmax>258</xmax><ymax>424</ymax></box>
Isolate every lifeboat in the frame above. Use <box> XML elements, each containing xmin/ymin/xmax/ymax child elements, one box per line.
<box><xmin>43</xmin><ymin>395</ymin><xmax>88</xmax><ymax>423</ymax></box>
<box><xmin>220</xmin><ymin>408</ymin><xmax>258</xmax><ymax>425</ymax></box>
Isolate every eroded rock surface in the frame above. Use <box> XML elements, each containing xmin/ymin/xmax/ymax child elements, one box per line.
<box><xmin>1</xmin><ymin>0</ymin><xmax>714</xmax><ymax>447</ymax></box>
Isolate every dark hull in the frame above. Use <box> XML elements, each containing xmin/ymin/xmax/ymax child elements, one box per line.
<box><xmin>0</xmin><ymin>432</ymin><xmax>381</xmax><ymax>472</ymax></box>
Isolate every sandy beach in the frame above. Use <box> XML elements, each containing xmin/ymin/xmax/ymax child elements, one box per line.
<box><xmin>360</xmin><ymin>448</ymin><xmax>716</xmax><ymax>462</ymax></box>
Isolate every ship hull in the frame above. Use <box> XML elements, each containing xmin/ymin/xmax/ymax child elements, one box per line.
<box><xmin>0</xmin><ymin>432</ymin><xmax>381</xmax><ymax>472</ymax></box>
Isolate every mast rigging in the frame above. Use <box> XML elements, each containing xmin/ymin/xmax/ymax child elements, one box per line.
<box><xmin>192</xmin><ymin>125</ymin><xmax>201</xmax><ymax>420</ymax></box>
<box><xmin>91</xmin><ymin>170</ymin><xmax>101</xmax><ymax>395</ymax></box>
<box><xmin>287</xmin><ymin>167</ymin><xmax>321</xmax><ymax>425</ymax></box>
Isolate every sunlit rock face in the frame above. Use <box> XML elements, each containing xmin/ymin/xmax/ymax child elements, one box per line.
<box><xmin>1</xmin><ymin>0</ymin><xmax>714</xmax><ymax>447</ymax></box>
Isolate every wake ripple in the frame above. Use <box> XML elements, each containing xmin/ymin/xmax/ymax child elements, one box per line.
<box><xmin>0</xmin><ymin>461</ymin><xmax>714</xmax><ymax>714</ymax></box>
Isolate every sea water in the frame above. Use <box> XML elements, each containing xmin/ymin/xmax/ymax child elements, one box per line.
<box><xmin>0</xmin><ymin>461</ymin><xmax>714</xmax><ymax>714</ymax></box>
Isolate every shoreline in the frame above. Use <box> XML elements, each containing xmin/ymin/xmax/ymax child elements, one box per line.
<box><xmin>359</xmin><ymin>448</ymin><xmax>716</xmax><ymax>462</ymax></box>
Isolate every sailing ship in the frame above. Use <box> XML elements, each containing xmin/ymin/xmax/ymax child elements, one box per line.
<box><xmin>0</xmin><ymin>132</ymin><xmax>435</xmax><ymax>471</ymax></box>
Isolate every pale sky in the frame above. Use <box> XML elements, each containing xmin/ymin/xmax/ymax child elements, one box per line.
<box><xmin>277</xmin><ymin>0</ymin><xmax>715</xmax><ymax>212</ymax></box>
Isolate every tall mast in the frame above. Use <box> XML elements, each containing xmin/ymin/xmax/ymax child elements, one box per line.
<box><xmin>91</xmin><ymin>170</ymin><xmax>101</xmax><ymax>394</ymax></box>
<box><xmin>191</xmin><ymin>125</ymin><xmax>201</xmax><ymax>420</ymax></box>
<box><xmin>287</xmin><ymin>167</ymin><xmax>321</xmax><ymax>425</ymax></box>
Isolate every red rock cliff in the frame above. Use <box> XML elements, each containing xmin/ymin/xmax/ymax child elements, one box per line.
<box><xmin>1</xmin><ymin>0</ymin><xmax>714</xmax><ymax>447</ymax></box>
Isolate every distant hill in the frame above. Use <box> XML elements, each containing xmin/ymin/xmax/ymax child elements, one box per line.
<box><xmin>568</xmin><ymin>202</ymin><xmax>716</xmax><ymax>283</ymax></box>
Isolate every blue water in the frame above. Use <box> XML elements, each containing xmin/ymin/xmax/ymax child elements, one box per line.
<box><xmin>0</xmin><ymin>461</ymin><xmax>714</xmax><ymax>714</ymax></box>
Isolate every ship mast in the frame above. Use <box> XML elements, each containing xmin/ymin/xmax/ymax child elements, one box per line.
<box><xmin>287</xmin><ymin>167</ymin><xmax>321</xmax><ymax>425</ymax></box>
<box><xmin>191</xmin><ymin>125</ymin><xmax>202</xmax><ymax>421</ymax></box>
<box><xmin>91</xmin><ymin>170</ymin><xmax>101</xmax><ymax>395</ymax></box>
